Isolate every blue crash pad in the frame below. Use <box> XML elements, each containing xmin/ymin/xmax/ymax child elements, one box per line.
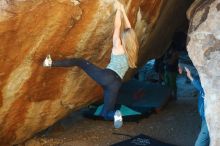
<box><xmin>117</xmin><ymin>79</ymin><xmax>171</xmax><ymax>111</ymax></box>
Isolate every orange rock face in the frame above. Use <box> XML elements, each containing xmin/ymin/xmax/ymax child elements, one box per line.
<box><xmin>0</xmin><ymin>0</ymin><xmax>192</xmax><ymax>145</ymax></box>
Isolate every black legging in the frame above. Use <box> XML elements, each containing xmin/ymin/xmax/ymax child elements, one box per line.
<box><xmin>52</xmin><ymin>58</ymin><xmax>122</xmax><ymax>120</ymax></box>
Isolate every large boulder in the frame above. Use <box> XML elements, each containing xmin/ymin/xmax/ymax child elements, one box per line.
<box><xmin>187</xmin><ymin>0</ymin><xmax>220</xmax><ymax>145</ymax></box>
<box><xmin>0</xmin><ymin>0</ymin><xmax>191</xmax><ymax>145</ymax></box>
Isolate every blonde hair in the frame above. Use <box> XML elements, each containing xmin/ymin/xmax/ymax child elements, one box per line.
<box><xmin>121</xmin><ymin>28</ymin><xmax>139</xmax><ymax>68</ymax></box>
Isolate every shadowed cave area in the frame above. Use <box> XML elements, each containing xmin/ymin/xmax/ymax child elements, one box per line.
<box><xmin>0</xmin><ymin>0</ymin><xmax>220</xmax><ymax>146</ymax></box>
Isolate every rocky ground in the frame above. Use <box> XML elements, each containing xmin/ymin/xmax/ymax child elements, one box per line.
<box><xmin>23</xmin><ymin>51</ymin><xmax>201</xmax><ymax>146</ymax></box>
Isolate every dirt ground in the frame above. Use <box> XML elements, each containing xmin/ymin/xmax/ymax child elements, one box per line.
<box><xmin>24</xmin><ymin>52</ymin><xmax>202</xmax><ymax>146</ymax></box>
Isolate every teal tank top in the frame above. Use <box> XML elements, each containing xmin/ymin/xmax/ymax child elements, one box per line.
<box><xmin>106</xmin><ymin>54</ymin><xmax>129</xmax><ymax>79</ymax></box>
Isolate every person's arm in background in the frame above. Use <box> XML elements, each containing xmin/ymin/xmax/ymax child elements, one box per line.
<box><xmin>178</xmin><ymin>63</ymin><xmax>183</xmax><ymax>74</ymax></box>
<box><xmin>185</xmin><ymin>67</ymin><xmax>203</xmax><ymax>92</ymax></box>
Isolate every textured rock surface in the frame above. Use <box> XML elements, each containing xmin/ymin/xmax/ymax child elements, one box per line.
<box><xmin>186</xmin><ymin>0</ymin><xmax>205</xmax><ymax>20</ymax></box>
<box><xmin>187</xmin><ymin>0</ymin><xmax>220</xmax><ymax>145</ymax></box>
<box><xmin>0</xmin><ymin>0</ymin><xmax>191</xmax><ymax>145</ymax></box>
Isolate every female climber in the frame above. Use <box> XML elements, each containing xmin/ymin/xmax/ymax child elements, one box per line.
<box><xmin>43</xmin><ymin>2</ymin><xmax>139</xmax><ymax>121</ymax></box>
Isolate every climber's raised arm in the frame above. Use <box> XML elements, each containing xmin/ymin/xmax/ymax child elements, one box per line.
<box><xmin>120</xmin><ymin>5</ymin><xmax>131</xmax><ymax>29</ymax></box>
<box><xmin>113</xmin><ymin>9</ymin><xmax>122</xmax><ymax>48</ymax></box>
